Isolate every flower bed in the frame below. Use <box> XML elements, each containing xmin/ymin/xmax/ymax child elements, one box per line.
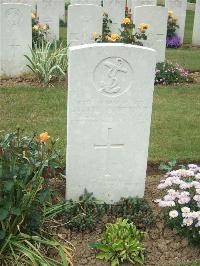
<box><xmin>156</xmin><ymin>164</ymin><xmax>200</xmax><ymax>244</ymax></box>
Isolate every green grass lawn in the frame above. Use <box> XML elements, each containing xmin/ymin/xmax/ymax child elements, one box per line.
<box><xmin>1</xmin><ymin>84</ymin><xmax>200</xmax><ymax>162</ymax></box>
<box><xmin>184</xmin><ymin>10</ymin><xmax>195</xmax><ymax>44</ymax></box>
<box><xmin>166</xmin><ymin>47</ymin><xmax>200</xmax><ymax>71</ymax></box>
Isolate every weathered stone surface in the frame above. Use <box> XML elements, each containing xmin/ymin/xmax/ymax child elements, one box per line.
<box><xmin>134</xmin><ymin>5</ymin><xmax>168</xmax><ymax>62</ymax></box>
<box><xmin>67</xmin><ymin>4</ymin><xmax>103</xmax><ymax>46</ymax></box>
<box><xmin>0</xmin><ymin>3</ymin><xmax>32</xmax><ymax>76</ymax></box>
<box><xmin>192</xmin><ymin>0</ymin><xmax>200</xmax><ymax>45</ymax></box>
<box><xmin>71</xmin><ymin>0</ymin><xmax>101</xmax><ymax>5</ymax></box>
<box><xmin>67</xmin><ymin>43</ymin><xmax>156</xmax><ymax>203</ymax></box>
<box><xmin>103</xmin><ymin>0</ymin><xmax>126</xmax><ymax>34</ymax></box>
<box><xmin>37</xmin><ymin>0</ymin><xmax>60</xmax><ymax>40</ymax></box>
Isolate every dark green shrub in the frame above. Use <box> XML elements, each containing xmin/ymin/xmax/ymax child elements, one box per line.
<box><xmin>64</xmin><ymin>190</ymin><xmax>107</xmax><ymax>232</ymax></box>
<box><xmin>110</xmin><ymin>197</ymin><xmax>154</xmax><ymax>229</ymax></box>
<box><xmin>0</xmin><ymin>130</ymin><xmax>73</xmax><ymax>265</ymax></box>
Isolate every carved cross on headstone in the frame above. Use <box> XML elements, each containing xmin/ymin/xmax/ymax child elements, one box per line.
<box><xmin>94</xmin><ymin>128</ymin><xmax>124</xmax><ymax>177</ymax></box>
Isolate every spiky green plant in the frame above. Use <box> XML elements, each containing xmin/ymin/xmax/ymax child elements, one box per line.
<box><xmin>25</xmin><ymin>41</ymin><xmax>67</xmax><ymax>83</ymax></box>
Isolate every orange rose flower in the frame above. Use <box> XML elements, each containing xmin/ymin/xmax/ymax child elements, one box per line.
<box><xmin>39</xmin><ymin>132</ymin><xmax>50</xmax><ymax>143</ymax></box>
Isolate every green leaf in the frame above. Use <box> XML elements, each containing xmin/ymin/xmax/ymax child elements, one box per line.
<box><xmin>111</xmin><ymin>258</ymin><xmax>119</xmax><ymax>266</ymax></box>
<box><xmin>0</xmin><ymin>208</ymin><xmax>8</xmax><ymax>221</ymax></box>
<box><xmin>11</xmin><ymin>208</ymin><xmax>21</xmax><ymax>216</ymax></box>
<box><xmin>96</xmin><ymin>252</ymin><xmax>109</xmax><ymax>260</ymax></box>
<box><xmin>0</xmin><ymin>230</ymin><xmax>6</xmax><ymax>240</ymax></box>
<box><xmin>4</xmin><ymin>180</ymin><xmax>14</xmax><ymax>191</ymax></box>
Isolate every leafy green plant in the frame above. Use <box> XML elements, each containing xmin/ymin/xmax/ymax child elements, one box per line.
<box><xmin>32</xmin><ymin>11</ymin><xmax>49</xmax><ymax>47</ymax></box>
<box><xmin>110</xmin><ymin>197</ymin><xmax>154</xmax><ymax>229</ymax></box>
<box><xmin>93</xmin><ymin>11</ymin><xmax>148</xmax><ymax>45</ymax></box>
<box><xmin>89</xmin><ymin>218</ymin><xmax>145</xmax><ymax>266</ymax></box>
<box><xmin>167</xmin><ymin>11</ymin><xmax>179</xmax><ymax>38</ymax></box>
<box><xmin>64</xmin><ymin>190</ymin><xmax>107</xmax><ymax>232</ymax></box>
<box><xmin>25</xmin><ymin>41</ymin><xmax>67</xmax><ymax>83</ymax></box>
<box><xmin>0</xmin><ymin>130</ymin><xmax>73</xmax><ymax>265</ymax></box>
<box><xmin>159</xmin><ymin>160</ymin><xmax>177</xmax><ymax>172</ymax></box>
<box><xmin>155</xmin><ymin>61</ymin><xmax>189</xmax><ymax>85</ymax></box>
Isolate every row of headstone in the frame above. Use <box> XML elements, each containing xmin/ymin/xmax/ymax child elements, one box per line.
<box><xmin>70</xmin><ymin>0</ymin><xmax>200</xmax><ymax>46</ymax></box>
<box><xmin>0</xmin><ymin>0</ymin><xmax>66</xmax><ymax>76</ymax></box>
<box><xmin>67</xmin><ymin>2</ymin><xmax>168</xmax><ymax>62</ymax></box>
<box><xmin>0</xmin><ymin>0</ymin><xmax>65</xmax><ymax>39</ymax></box>
<box><xmin>67</xmin><ymin>43</ymin><xmax>157</xmax><ymax>202</ymax></box>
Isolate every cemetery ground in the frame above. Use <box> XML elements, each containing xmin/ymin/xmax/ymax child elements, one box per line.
<box><xmin>0</xmin><ymin>9</ymin><xmax>200</xmax><ymax>266</ymax></box>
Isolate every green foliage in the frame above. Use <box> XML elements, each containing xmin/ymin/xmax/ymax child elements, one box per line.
<box><xmin>25</xmin><ymin>41</ymin><xmax>67</xmax><ymax>83</ymax></box>
<box><xmin>155</xmin><ymin>61</ymin><xmax>189</xmax><ymax>85</ymax></box>
<box><xmin>0</xmin><ymin>130</ymin><xmax>73</xmax><ymax>265</ymax></box>
<box><xmin>102</xmin><ymin>12</ymin><xmax>112</xmax><ymax>37</ymax></box>
<box><xmin>32</xmin><ymin>11</ymin><xmax>49</xmax><ymax>47</ymax></box>
<box><xmin>64</xmin><ymin>190</ymin><xmax>107</xmax><ymax>232</ymax></box>
<box><xmin>0</xmin><ymin>233</ymin><xmax>73</xmax><ymax>266</ymax></box>
<box><xmin>94</xmin><ymin>12</ymin><xmax>148</xmax><ymax>45</ymax></box>
<box><xmin>110</xmin><ymin>197</ymin><xmax>154</xmax><ymax>229</ymax></box>
<box><xmin>89</xmin><ymin>218</ymin><xmax>145</xmax><ymax>266</ymax></box>
<box><xmin>167</xmin><ymin>12</ymin><xmax>179</xmax><ymax>38</ymax></box>
<box><xmin>120</xmin><ymin>18</ymin><xmax>148</xmax><ymax>45</ymax></box>
<box><xmin>159</xmin><ymin>160</ymin><xmax>177</xmax><ymax>172</ymax></box>
<box><xmin>0</xmin><ymin>129</ymin><xmax>62</xmax><ymax>236</ymax></box>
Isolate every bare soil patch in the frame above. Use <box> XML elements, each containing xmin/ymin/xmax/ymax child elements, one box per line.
<box><xmin>47</xmin><ymin>174</ymin><xmax>200</xmax><ymax>266</ymax></box>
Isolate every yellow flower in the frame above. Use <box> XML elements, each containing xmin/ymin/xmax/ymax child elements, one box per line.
<box><xmin>110</xmin><ymin>33</ymin><xmax>120</xmax><ymax>42</ymax></box>
<box><xmin>122</xmin><ymin>17</ymin><xmax>131</xmax><ymax>25</ymax></box>
<box><xmin>139</xmin><ymin>23</ymin><xmax>149</xmax><ymax>33</ymax></box>
<box><xmin>39</xmin><ymin>132</ymin><xmax>50</xmax><ymax>143</ymax></box>
<box><xmin>168</xmin><ymin>10</ymin><xmax>173</xmax><ymax>17</ymax></box>
<box><xmin>32</xmin><ymin>12</ymin><xmax>36</xmax><ymax>19</ymax></box>
<box><xmin>33</xmin><ymin>25</ymin><xmax>39</xmax><ymax>31</ymax></box>
<box><xmin>92</xmin><ymin>32</ymin><xmax>97</xmax><ymax>39</ymax></box>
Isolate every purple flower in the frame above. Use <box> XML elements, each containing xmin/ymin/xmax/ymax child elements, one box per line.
<box><xmin>166</xmin><ymin>35</ymin><xmax>181</xmax><ymax>48</ymax></box>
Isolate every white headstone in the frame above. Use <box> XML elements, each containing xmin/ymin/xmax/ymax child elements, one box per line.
<box><xmin>67</xmin><ymin>4</ymin><xmax>103</xmax><ymax>46</ymax></box>
<box><xmin>165</xmin><ymin>0</ymin><xmax>187</xmax><ymax>44</ymax></box>
<box><xmin>37</xmin><ymin>0</ymin><xmax>60</xmax><ymax>40</ymax></box>
<box><xmin>103</xmin><ymin>0</ymin><xmax>126</xmax><ymax>34</ymax></box>
<box><xmin>0</xmin><ymin>3</ymin><xmax>32</xmax><ymax>76</ymax></box>
<box><xmin>134</xmin><ymin>5</ymin><xmax>168</xmax><ymax>62</ymax></box>
<box><xmin>129</xmin><ymin>0</ymin><xmax>157</xmax><ymax>12</ymax></box>
<box><xmin>58</xmin><ymin>0</ymin><xmax>65</xmax><ymax>20</ymax></box>
<box><xmin>67</xmin><ymin>43</ymin><xmax>156</xmax><ymax>203</ymax></box>
<box><xmin>71</xmin><ymin>0</ymin><xmax>101</xmax><ymax>5</ymax></box>
<box><xmin>0</xmin><ymin>0</ymin><xmax>36</xmax><ymax>10</ymax></box>
<box><xmin>192</xmin><ymin>0</ymin><xmax>200</xmax><ymax>45</ymax></box>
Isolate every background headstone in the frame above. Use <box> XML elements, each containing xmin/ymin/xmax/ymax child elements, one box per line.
<box><xmin>0</xmin><ymin>0</ymin><xmax>36</xmax><ymax>10</ymax></box>
<box><xmin>58</xmin><ymin>0</ymin><xmax>65</xmax><ymax>20</ymax></box>
<box><xmin>192</xmin><ymin>0</ymin><xmax>200</xmax><ymax>45</ymax></box>
<box><xmin>134</xmin><ymin>5</ymin><xmax>168</xmax><ymax>62</ymax></box>
<box><xmin>70</xmin><ymin>0</ymin><xmax>101</xmax><ymax>5</ymax></box>
<box><xmin>130</xmin><ymin>0</ymin><xmax>157</xmax><ymax>12</ymax></box>
<box><xmin>37</xmin><ymin>0</ymin><xmax>60</xmax><ymax>40</ymax></box>
<box><xmin>165</xmin><ymin>0</ymin><xmax>187</xmax><ymax>44</ymax></box>
<box><xmin>103</xmin><ymin>0</ymin><xmax>126</xmax><ymax>34</ymax></box>
<box><xmin>67</xmin><ymin>4</ymin><xmax>103</xmax><ymax>46</ymax></box>
<box><xmin>67</xmin><ymin>43</ymin><xmax>156</xmax><ymax>203</ymax></box>
<box><xmin>0</xmin><ymin>3</ymin><xmax>32</xmax><ymax>76</ymax></box>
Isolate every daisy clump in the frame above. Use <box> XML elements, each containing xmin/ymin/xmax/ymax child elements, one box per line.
<box><xmin>155</xmin><ymin>164</ymin><xmax>200</xmax><ymax>244</ymax></box>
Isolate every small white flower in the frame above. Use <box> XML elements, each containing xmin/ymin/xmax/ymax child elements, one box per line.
<box><xmin>169</xmin><ymin>210</ymin><xmax>179</xmax><ymax>218</ymax></box>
